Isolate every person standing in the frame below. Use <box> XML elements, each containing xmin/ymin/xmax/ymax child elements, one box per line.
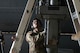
<box><xmin>26</xmin><ymin>18</ymin><xmax>47</xmax><ymax>53</ymax></box>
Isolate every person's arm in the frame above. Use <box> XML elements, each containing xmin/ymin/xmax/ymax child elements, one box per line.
<box><xmin>11</xmin><ymin>35</ymin><xmax>16</xmax><ymax>41</ymax></box>
<box><xmin>26</xmin><ymin>31</ymin><xmax>33</xmax><ymax>42</ymax></box>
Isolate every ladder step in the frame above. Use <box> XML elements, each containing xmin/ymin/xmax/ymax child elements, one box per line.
<box><xmin>72</xmin><ymin>12</ymin><xmax>77</xmax><ymax>19</ymax></box>
<box><xmin>60</xmin><ymin>33</ymin><xmax>75</xmax><ymax>35</ymax></box>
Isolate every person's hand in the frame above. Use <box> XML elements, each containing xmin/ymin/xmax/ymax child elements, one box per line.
<box><xmin>11</xmin><ymin>35</ymin><xmax>16</xmax><ymax>41</ymax></box>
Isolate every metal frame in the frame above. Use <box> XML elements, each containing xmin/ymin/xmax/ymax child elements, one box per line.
<box><xmin>9</xmin><ymin>0</ymin><xmax>80</xmax><ymax>53</ymax></box>
<box><xmin>66</xmin><ymin>0</ymin><xmax>80</xmax><ymax>46</ymax></box>
<box><xmin>9</xmin><ymin>0</ymin><xmax>36</xmax><ymax>53</ymax></box>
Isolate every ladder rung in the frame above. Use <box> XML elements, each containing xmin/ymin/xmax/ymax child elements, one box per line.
<box><xmin>72</xmin><ymin>12</ymin><xmax>78</xmax><ymax>19</ymax></box>
<box><xmin>60</xmin><ymin>33</ymin><xmax>75</xmax><ymax>35</ymax></box>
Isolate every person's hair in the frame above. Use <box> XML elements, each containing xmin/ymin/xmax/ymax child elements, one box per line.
<box><xmin>31</xmin><ymin>18</ymin><xmax>43</xmax><ymax>29</ymax></box>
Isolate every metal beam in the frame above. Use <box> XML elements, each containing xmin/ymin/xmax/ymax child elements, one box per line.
<box><xmin>9</xmin><ymin>0</ymin><xmax>36</xmax><ymax>53</ymax></box>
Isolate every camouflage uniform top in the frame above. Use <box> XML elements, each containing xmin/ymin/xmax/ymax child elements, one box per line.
<box><xmin>26</xmin><ymin>31</ymin><xmax>47</xmax><ymax>53</ymax></box>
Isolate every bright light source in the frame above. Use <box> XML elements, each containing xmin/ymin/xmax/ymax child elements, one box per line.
<box><xmin>50</xmin><ymin>0</ymin><xmax>53</xmax><ymax>5</ymax></box>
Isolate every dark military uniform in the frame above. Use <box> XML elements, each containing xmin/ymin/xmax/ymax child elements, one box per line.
<box><xmin>26</xmin><ymin>31</ymin><xmax>47</xmax><ymax>53</ymax></box>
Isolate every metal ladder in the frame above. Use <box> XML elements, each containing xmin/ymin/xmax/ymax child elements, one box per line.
<box><xmin>9</xmin><ymin>0</ymin><xmax>36</xmax><ymax>53</ymax></box>
<box><xmin>66</xmin><ymin>0</ymin><xmax>80</xmax><ymax>46</ymax></box>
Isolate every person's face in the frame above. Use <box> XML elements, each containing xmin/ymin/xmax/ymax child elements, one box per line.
<box><xmin>32</xmin><ymin>19</ymin><xmax>38</xmax><ymax>28</ymax></box>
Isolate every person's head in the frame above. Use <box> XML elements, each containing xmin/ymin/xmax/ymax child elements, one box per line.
<box><xmin>32</xmin><ymin>18</ymin><xmax>43</xmax><ymax>29</ymax></box>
